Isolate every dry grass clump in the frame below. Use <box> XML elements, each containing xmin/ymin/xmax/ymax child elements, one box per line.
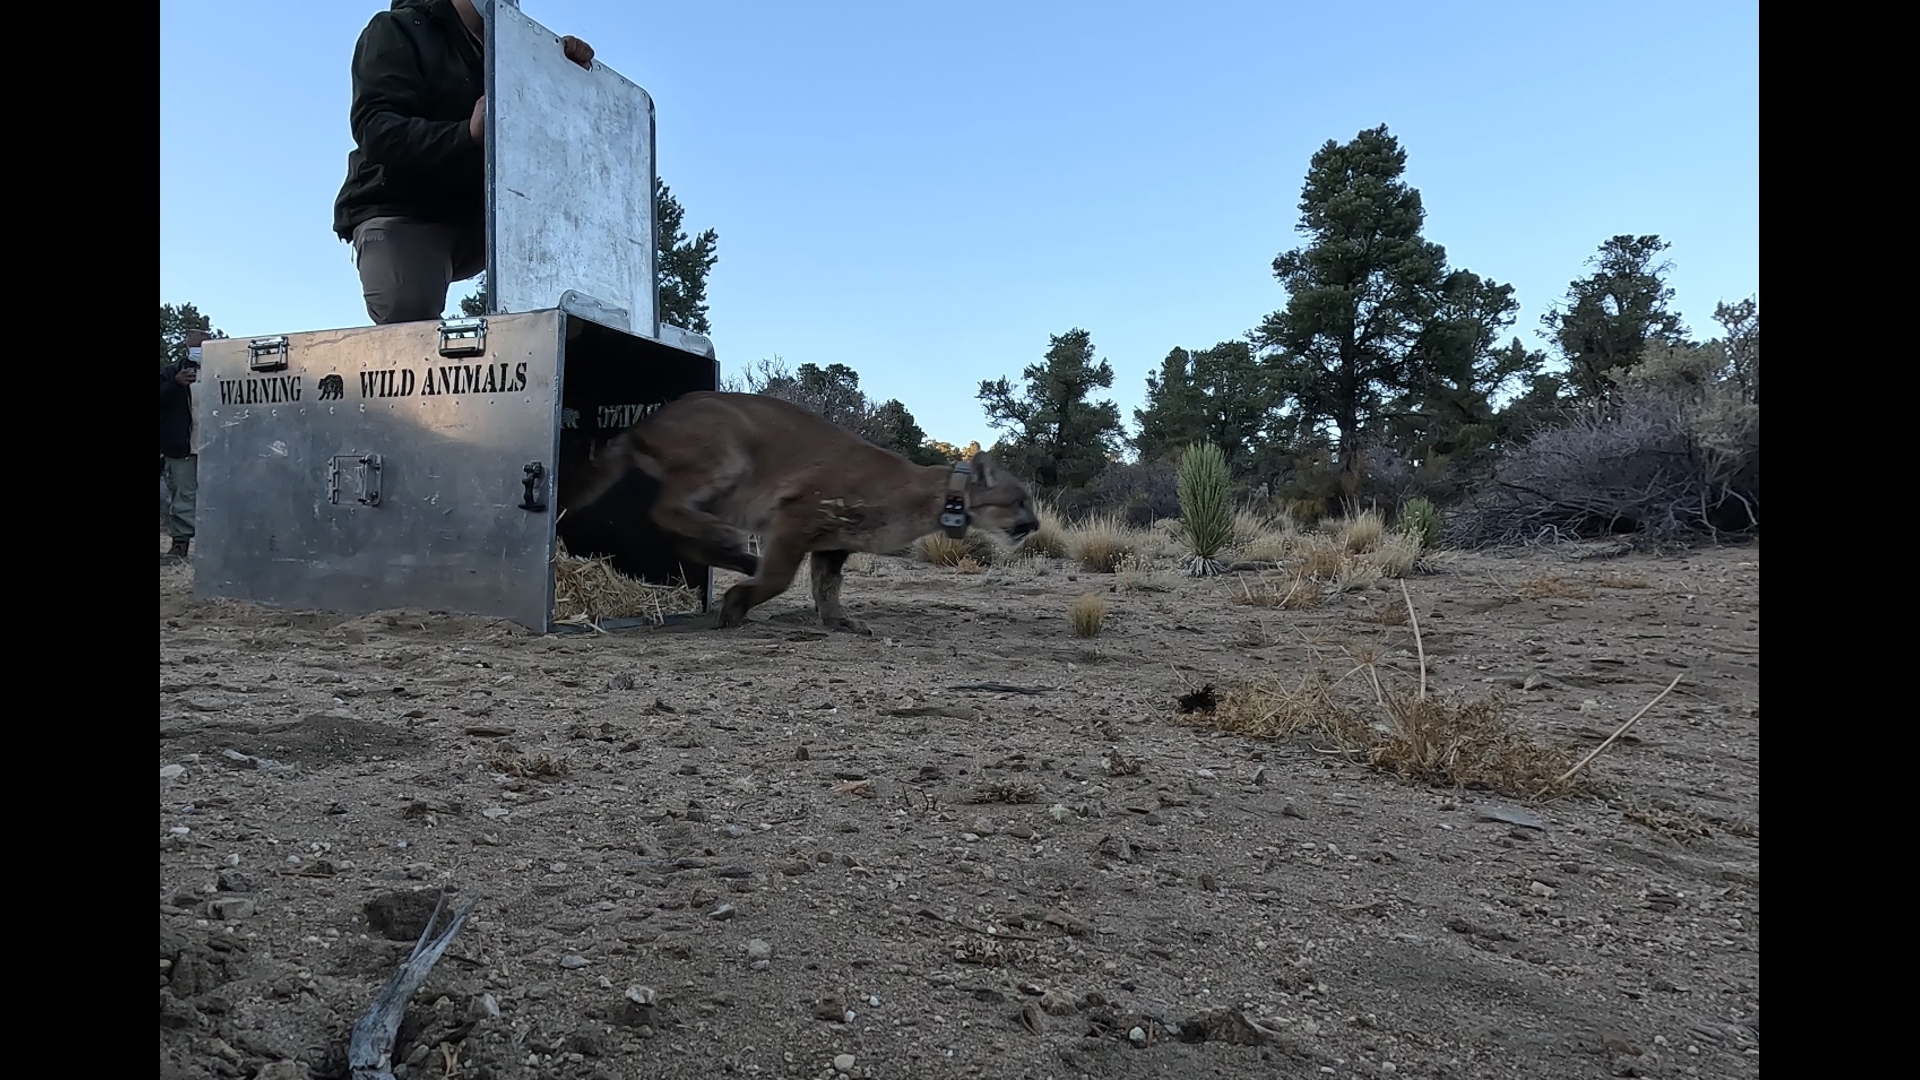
<box><xmin>1180</xmin><ymin>583</ymin><xmax>1633</xmax><ymax>800</ymax></box>
<box><xmin>1332</xmin><ymin>560</ymin><xmax>1384</xmax><ymax>593</ymax></box>
<box><xmin>1335</xmin><ymin>508</ymin><xmax>1386</xmax><ymax>553</ymax></box>
<box><xmin>1359</xmin><ymin>531</ymin><xmax>1423</xmax><ymax>578</ymax></box>
<box><xmin>1017</xmin><ymin>498</ymin><xmax>1071</xmax><ymax>559</ymax></box>
<box><xmin>1066</xmin><ymin>515</ymin><xmax>1139</xmax><ymax>572</ymax></box>
<box><xmin>1518</xmin><ymin>574</ymin><xmax>1594</xmax><ymax>600</ymax></box>
<box><xmin>1292</xmin><ymin>533</ymin><xmax>1348</xmax><ymax>579</ymax></box>
<box><xmin>915</xmin><ymin>531</ymin><xmax>1002</xmax><ymax>568</ymax></box>
<box><xmin>553</xmin><ymin>542</ymin><xmax>704</xmax><ymax>626</ymax></box>
<box><xmin>1184</xmin><ymin>663</ymin><xmax>1586</xmax><ymax>796</ymax></box>
<box><xmin>1239</xmin><ymin>530</ymin><xmax>1295</xmax><ymax>563</ymax></box>
<box><xmin>1115</xmin><ymin>552</ymin><xmax>1178</xmax><ymax>593</ymax></box>
<box><xmin>1069</xmin><ymin>593</ymin><xmax>1107</xmax><ymax>637</ymax></box>
<box><xmin>1598</xmin><ymin>571</ymin><xmax>1650</xmax><ymax>589</ymax></box>
<box><xmin>1231</xmin><ymin>569</ymin><xmax>1324</xmax><ymax>609</ymax></box>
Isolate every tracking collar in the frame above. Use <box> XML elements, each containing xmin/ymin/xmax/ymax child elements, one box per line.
<box><xmin>939</xmin><ymin>461</ymin><xmax>972</xmax><ymax>538</ymax></box>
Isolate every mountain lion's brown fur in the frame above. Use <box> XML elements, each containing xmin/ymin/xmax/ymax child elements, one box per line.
<box><xmin>561</xmin><ymin>391</ymin><xmax>1041</xmax><ymax>633</ymax></box>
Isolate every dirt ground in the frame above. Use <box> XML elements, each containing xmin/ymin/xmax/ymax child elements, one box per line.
<box><xmin>159</xmin><ymin>533</ymin><xmax>1759</xmax><ymax>1080</ymax></box>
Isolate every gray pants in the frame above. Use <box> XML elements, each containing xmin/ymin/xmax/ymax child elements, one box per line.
<box><xmin>351</xmin><ymin>216</ymin><xmax>485</xmax><ymax>325</ymax></box>
<box><xmin>163</xmin><ymin>454</ymin><xmax>198</xmax><ymax>540</ymax></box>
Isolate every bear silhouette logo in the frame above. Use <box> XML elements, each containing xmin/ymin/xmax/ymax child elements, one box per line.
<box><xmin>317</xmin><ymin>374</ymin><xmax>345</xmax><ymax>401</ymax></box>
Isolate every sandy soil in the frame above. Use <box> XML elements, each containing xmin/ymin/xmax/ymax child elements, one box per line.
<box><xmin>159</xmin><ymin>533</ymin><xmax>1759</xmax><ymax>1080</ymax></box>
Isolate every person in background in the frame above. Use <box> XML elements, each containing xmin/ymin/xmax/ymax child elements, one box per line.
<box><xmin>159</xmin><ymin>330</ymin><xmax>207</xmax><ymax>561</ymax></box>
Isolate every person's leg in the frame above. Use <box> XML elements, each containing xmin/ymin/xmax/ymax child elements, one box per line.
<box><xmin>451</xmin><ymin>226</ymin><xmax>486</xmax><ymax>285</ymax></box>
<box><xmin>447</xmin><ymin>226</ymin><xmax>487</xmax><ymax>314</ymax></box>
<box><xmin>352</xmin><ymin>217</ymin><xmax>459</xmax><ymax>325</ymax></box>
<box><xmin>165</xmin><ymin>454</ymin><xmax>198</xmax><ymax>556</ymax></box>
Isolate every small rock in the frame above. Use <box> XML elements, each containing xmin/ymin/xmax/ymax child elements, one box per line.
<box><xmin>625</xmin><ymin>986</ymin><xmax>657</xmax><ymax>1006</ymax></box>
<box><xmin>470</xmin><ymin>992</ymin><xmax>501</xmax><ymax>1020</ymax></box>
<box><xmin>1601</xmin><ymin>1031</ymin><xmax>1642</xmax><ymax>1056</ymax></box>
<box><xmin>610</xmin><ymin>672</ymin><xmax>635</xmax><ymax>691</ymax></box>
<box><xmin>161</xmin><ymin>764</ymin><xmax>186</xmax><ymax>781</ymax></box>
<box><xmin>560</xmin><ymin>955</ymin><xmax>590</xmax><ymax>969</ymax></box>
<box><xmin>1281</xmin><ymin>803</ymin><xmax>1306</xmax><ymax>819</ymax></box>
<box><xmin>1128</xmin><ymin>1026</ymin><xmax>1147</xmax><ymax>1047</ymax></box>
<box><xmin>721</xmin><ymin>824</ymin><xmax>745</xmax><ymax>839</ymax></box>
<box><xmin>1478</xmin><ymin>804</ymin><xmax>1546</xmax><ymax>830</ymax></box>
<box><xmin>832</xmin><ymin>1053</ymin><xmax>855</xmax><ymax>1074</ymax></box>
<box><xmin>216</xmin><ymin>869</ymin><xmax>254</xmax><ymax>893</ymax></box>
<box><xmin>1522</xmin><ymin>673</ymin><xmax>1552</xmax><ymax>691</ymax></box>
<box><xmin>867</xmin><ymin>995</ymin><xmax>881</xmax><ymax>1007</ymax></box>
<box><xmin>210</xmin><ymin>897</ymin><xmax>256</xmax><ymax>920</ymax></box>
<box><xmin>708</xmin><ymin>903</ymin><xmax>737</xmax><ymax>920</ymax></box>
<box><xmin>795</xmin><ymin>745</ymin><xmax>810</xmax><ymax>761</ymax></box>
<box><xmin>1251</xmin><ymin>767</ymin><xmax>1267</xmax><ymax>786</ymax></box>
<box><xmin>746</xmin><ymin>939</ymin><xmax>772</xmax><ymax>961</ymax></box>
<box><xmin>1529</xmin><ymin>881</ymin><xmax>1556</xmax><ymax>899</ymax></box>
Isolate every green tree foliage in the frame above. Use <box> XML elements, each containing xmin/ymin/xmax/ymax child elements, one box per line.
<box><xmin>1712</xmin><ymin>297</ymin><xmax>1758</xmax><ymax>404</ymax></box>
<box><xmin>159</xmin><ymin>303</ymin><xmax>225</xmax><ymax>370</ymax></box>
<box><xmin>1252</xmin><ymin>125</ymin><xmax>1515</xmax><ymax>474</ymax></box>
<box><xmin>453</xmin><ymin>177</ymin><xmax>718</xmax><ymax>333</ymax></box>
<box><xmin>1538</xmin><ymin>234</ymin><xmax>1688</xmax><ymax>407</ymax></box>
<box><xmin>978</xmin><ymin>328</ymin><xmax>1124</xmax><ymax>490</ymax></box>
<box><xmin>1384</xmin><ymin>271</ymin><xmax>1540</xmax><ymax>462</ymax></box>
<box><xmin>1133</xmin><ymin>340</ymin><xmax>1276</xmax><ymax>472</ymax></box>
<box><xmin>655</xmin><ymin>178</ymin><xmax>720</xmax><ymax>335</ymax></box>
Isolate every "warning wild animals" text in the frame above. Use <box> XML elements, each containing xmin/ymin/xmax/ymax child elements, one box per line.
<box><xmin>358</xmin><ymin>362</ymin><xmax>530</xmax><ymax>399</ymax></box>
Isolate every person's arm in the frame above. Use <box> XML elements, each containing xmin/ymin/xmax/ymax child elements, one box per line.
<box><xmin>348</xmin><ymin>14</ymin><xmax>477</xmax><ymax>176</ymax></box>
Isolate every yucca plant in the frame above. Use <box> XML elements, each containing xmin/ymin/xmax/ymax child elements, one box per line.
<box><xmin>1176</xmin><ymin>442</ymin><xmax>1233</xmax><ymax>576</ymax></box>
<box><xmin>1400</xmin><ymin>497</ymin><xmax>1441</xmax><ymax>551</ymax></box>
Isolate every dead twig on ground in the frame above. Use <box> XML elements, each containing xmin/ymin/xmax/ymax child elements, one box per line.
<box><xmin>1554</xmin><ymin>674</ymin><xmax>1683</xmax><ymax>786</ymax></box>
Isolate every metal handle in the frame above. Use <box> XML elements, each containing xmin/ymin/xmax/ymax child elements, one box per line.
<box><xmin>518</xmin><ymin>461</ymin><xmax>547</xmax><ymax>512</ymax></box>
<box><xmin>247</xmin><ymin>336</ymin><xmax>290</xmax><ymax>372</ymax></box>
<box><xmin>328</xmin><ymin>454</ymin><xmax>383</xmax><ymax>507</ymax></box>
<box><xmin>438</xmin><ymin>318</ymin><xmax>488</xmax><ymax>358</ymax></box>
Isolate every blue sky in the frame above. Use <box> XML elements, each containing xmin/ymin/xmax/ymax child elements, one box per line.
<box><xmin>160</xmin><ymin>1</ymin><xmax>1758</xmax><ymax>449</ymax></box>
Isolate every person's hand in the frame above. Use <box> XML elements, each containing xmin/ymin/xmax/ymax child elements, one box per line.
<box><xmin>469</xmin><ymin>95</ymin><xmax>486</xmax><ymax>144</ymax></box>
<box><xmin>561</xmin><ymin>35</ymin><xmax>593</xmax><ymax>69</ymax></box>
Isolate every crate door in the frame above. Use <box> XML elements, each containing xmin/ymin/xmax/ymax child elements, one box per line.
<box><xmin>486</xmin><ymin>2</ymin><xmax>657</xmax><ymax>338</ymax></box>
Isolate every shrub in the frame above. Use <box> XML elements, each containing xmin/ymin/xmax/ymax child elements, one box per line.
<box><xmin>1399</xmin><ymin>497</ymin><xmax>1441</xmax><ymax>551</ymax></box>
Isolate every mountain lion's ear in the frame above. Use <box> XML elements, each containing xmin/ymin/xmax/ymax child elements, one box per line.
<box><xmin>970</xmin><ymin>452</ymin><xmax>997</xmax><ymax>487</ymax></box>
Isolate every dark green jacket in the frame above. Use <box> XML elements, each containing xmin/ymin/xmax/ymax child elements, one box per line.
<box><xmin>332</xmin><ymin>0</ymin><xmax>485</xmax><ymax>241</ymax></box>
